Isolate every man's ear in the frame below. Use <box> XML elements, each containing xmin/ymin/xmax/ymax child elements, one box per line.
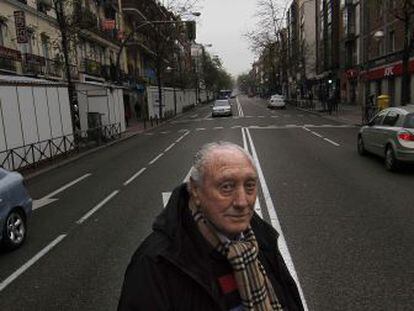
<box><xmin>189</xmin><ymin>177</ymin><xmax>201</xmax><ymax>206</ymax></box>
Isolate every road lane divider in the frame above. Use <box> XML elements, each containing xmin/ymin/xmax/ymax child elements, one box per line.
<box><xmin>311</xmin><ymin>131</ymin><xmax>323</xmax><ymax>138</ymax></box>
<box><xmin>302</xmin><ymin>127</ymin><xmax>341</xmax><ymax>147</ymax></box>
<box><xmin>244</xmin><ymin>127</ymin><xmax>309</xmax><ymax>311</ymax></box>
<box><xmin>33</xmin><ymin>173</ymin><xmax>92</xmax><ymax>211</ymax></box>
<box><xmin>76</xmin><ymin>190</ymin><xmax>119</xmax><ymax>224</ymax></box>
<box><xmin>124</xmin><ymin>168</ymin><xmax>147</xmax><ymax>186</ymax></box>
<box><xmin>0</xmin><ymin>234</ymin><xmax>67</xmax><ymax>292</ymax></box>
<box><xmin>149</xmin><ymin>153</ymin><xmax>164</xmax><ymax>165</ymax></box>
<box><xmin>164</xmin><ymin>143</ymin><xmax>175</xmax><ymax>153</ymax></box>
<box><xmin>324</xmin><ymin>138</ymin><xmax>340</xmax><ymax>147</ymax></box>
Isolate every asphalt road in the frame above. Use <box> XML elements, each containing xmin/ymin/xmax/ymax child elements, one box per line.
<box><xmin>0</xmin><ymin>96</ymin><xmax>413</xmax><ymax>310</ymax></box>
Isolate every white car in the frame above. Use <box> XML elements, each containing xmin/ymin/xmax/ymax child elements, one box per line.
<box><xmin>211</xmin><ymin>100</ymin><xmax>232</xmax><ymax>117</ymax></box>
<box><xmin>268</xmin><ymin>94</ymin><xmax>286</xmax><ymax>109</ymax></box>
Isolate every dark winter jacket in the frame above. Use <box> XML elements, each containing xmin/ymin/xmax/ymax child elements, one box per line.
<box><xmin>118</xmin><ymin>184</ymin><xmax>304</xmax><ymax>311</ymax></box>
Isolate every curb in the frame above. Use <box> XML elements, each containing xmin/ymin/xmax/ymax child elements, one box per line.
<box><xmin>295</xmin><ymin>106</ymin><xmax>362</xmax><ymax>127</ymax></box>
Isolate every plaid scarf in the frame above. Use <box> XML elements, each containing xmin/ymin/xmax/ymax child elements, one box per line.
<box><xmin>190</xmin><ymin>203</ymin><xmax>283</xmax><ymax>311</ymax></box>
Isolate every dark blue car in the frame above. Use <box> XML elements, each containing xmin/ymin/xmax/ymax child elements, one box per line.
<box><xmin>0</xmin><ymin>168</ymin><xmax>32</xmax><ymax>250</ymax></box>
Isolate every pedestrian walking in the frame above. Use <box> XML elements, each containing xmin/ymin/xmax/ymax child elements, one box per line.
<box><xmin>117</xmin><ymin>142</ymin><xmax>304</xmax><ymax>311</ymax></box>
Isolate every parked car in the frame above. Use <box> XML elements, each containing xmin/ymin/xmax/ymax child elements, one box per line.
<box><xmin>0</xmin><ymin>168</ymin><xmax>32</xmax><ymax>250</ymax></box>
<box><xmin>211</xmin><ymin>100</ymin><xmax>232</xmax><ymax>117</ymax></box>
<box><xmin>357</xmin><ymin>106</ymin><xmax>414</xmax><ymax>171</ymax></box>
<box><xmin>268</xmin><ymin>94</ymin><xmax>286</xmax><ymax>109</ymax></box>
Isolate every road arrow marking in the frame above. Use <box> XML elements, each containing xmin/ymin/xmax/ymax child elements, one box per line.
<box><xmin>162</xmin><ymin>192</ymin><xmax>172</xmax><ymax>207</ymax></box>
<box><xmin>33</xmin><ymin>173</ymin><xmax>92</xmax><ymax>211</ymax></box>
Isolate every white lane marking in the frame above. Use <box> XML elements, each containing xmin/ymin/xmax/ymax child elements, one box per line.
<box><xmin>160</xmin><ymin>131</ymin><xmax>170</xmax><ymax>134</ymax></box>
<box><xmin>213</xmin><ymin>126</ymin><xmax>224</xmax><ymax>130</ymax></box>
<box><xmin>162</xmin><ymin>192</ymin><xmax>172</xmax><ymax>207</ymax></box>
<box><xmin>190</xmin><ymin>114</ymin><xmax>198</xmax><ymax>118</ymax></box>
<box><xmin>236</xmin><ymin>97</ymin><xmax>244</xmax><ymax>117</ymax></box>
<box><xmin>175</xmin><ymin>131</ymin><xmax>190</xmax><ymax>143</ymax></box>
<box><xmin>258</xmin><ymin>116</ymin><xmax>265</xmax><ymax>118</ymax></box>
<box><xmin>164</xmin><ymin>143</ymin><xmax>175</xmax><ymax>152</ymax></box>
<box><xmin>124</xmin><ymin>168</ymin><xmax>147</xmax><ymax>186</ymax></box>
<box><xmin>302</xmin><ymin>127</ymin><xmax>311</xmax><ymax>132</ymax></box>
<box><xmin>196</xmin><ymin>128</ymin><xmax>206</xmax><ymax>131</ymax></box>
<box><xmin>245</xmin><ymin>128</ymin><xmax>308</xmax><ymax>310</ymax></box>
<box><xmin>324</xmin><ymin>138</ymin><xmax>340</xmax><ymax>146</ymax></box>
<box><xmin>204</xmin><ymin>113</ymin><xmax>211</xmax><ymax>119</ymax></box>
<box><xmin>231</xmin><ymin>125</ymin><xmax>242</xmax><ymax>129</ymax></box>
<box><xmin>271</xmin><ymin>115</ymin><xmax>279</xmax><ymax>118</ymax></box>
<box><xmin>149</xmin><ymin>153</ymin><xmax>164</xmax><ymax>165</ymax></box>
<box><xmin>254</xmin><ymin>198</ymin><xmax>263</xmax><ymax>218</ymax></box>
<box><xmin>286</xmin><ymin>124</ymin><xmax>299</xmax><ymax>128</ymax></box>
<box><xmin>0</xmin><ymin>234</ymin><xmax>67</xmax><ymax>292</ymax></box>
<box><xmin>178</xmin><ymin>129</ymin><xmax>188</xmax><ymax>133</ymax></box>
<box><xmin>241</xmin><ymin>128</ymin><xmax>263</xmax><ymax>219</ymax></box>
<box><xmin>33</xmin><ymin>173</ymin><xmax>92</xmax><ymax>210</ymax></box>
<box><xmin>311</xmin><ymin>131</ymin><xmax>323</xmax><ymax>138</ymax></box>
<box><xmin>245</xmin><ymin>116</ymin><xmax>253</xmax><ymax>118</ymax></box>
<box><xmin>76</xmin><ymin>190</ymin><xmax>119</xmax><ymax>224</ymax></box>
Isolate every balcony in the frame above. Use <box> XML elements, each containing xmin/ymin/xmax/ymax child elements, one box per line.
<box><xmin>0</xmin><ymin>46</ymin><xmax>21</xmax><ymax>73</ymax></box>
<box><xmin>22</xmin><ymin>53</ymin><xmax>46</xmax><ymax>76</ymax></box>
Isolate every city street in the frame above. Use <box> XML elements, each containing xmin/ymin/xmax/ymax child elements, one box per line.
<box><xmin>0</xmin><ymin>96</ymin><xmax>413</xmax><ymax>310</ymax></box>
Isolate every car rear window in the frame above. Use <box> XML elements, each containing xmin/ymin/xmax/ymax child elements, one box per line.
<box><xmin>214</xmin><ymin>101</ymin><xmax>229</xmax><ymax>107</ymax></box>
<box><xmin>404</xmin><ymin>113</ymin><xmax>414</xmax><ymax>128</ymax></box>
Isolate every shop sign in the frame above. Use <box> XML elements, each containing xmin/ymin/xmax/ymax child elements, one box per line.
<box><xmin>0</xmin><ymin>46</ymin><xmax>22</xmax><ymax>62</ymax></box>
<box><xmin>346</xmin><ymin>69</ymin><xmax>359</xmax><ymax>79</ymax></box>
<box><xmin>14</xmin><ymin>11</ymin><xmax>28</xmax><ymax>44</ymax></box>
<box><xmin>384</xmin><ymin>66</ymin><xmax>394</xmax><ymax>77</ymax></box>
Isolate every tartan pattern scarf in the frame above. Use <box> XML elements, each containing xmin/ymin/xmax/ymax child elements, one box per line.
<box><xmin>190</xmin><ymin>203</ymin><xmax>283</xmax><ymax>311</ymax></box>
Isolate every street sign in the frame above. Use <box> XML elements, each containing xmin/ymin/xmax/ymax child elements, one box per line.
<box><xmin>14</xmin><ymin>11</ymin><xmax>28</xmax><ymax>44</ymax></box>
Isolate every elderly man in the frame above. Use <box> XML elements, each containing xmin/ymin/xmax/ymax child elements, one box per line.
<box><xmin>118</xmin><ymin>142</ymin><xmax>303</xmax><ymax>311</ymax></box>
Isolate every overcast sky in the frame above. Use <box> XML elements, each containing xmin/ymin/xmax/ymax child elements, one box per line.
<box><xmin>196</xmin><ymin>0</ymin><xmax>258</xmax><ymax>78</ymax></box>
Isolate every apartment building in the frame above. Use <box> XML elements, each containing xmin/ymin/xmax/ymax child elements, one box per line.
<box><xmin>0</xmin><ymin>0</ymin><xmax>68</xmax><ymax>78</ymax></box>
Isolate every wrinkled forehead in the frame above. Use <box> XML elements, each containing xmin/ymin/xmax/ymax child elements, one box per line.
<box><xmin>203</xmin><ymin>148</ymin><xmax>257</xmax><ymax>176</ymax></box>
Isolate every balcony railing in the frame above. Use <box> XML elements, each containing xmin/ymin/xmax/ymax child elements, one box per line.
<box><xmin>0</xmin><ymin>46</ymin><xmax>21</xmax><ymax>73</ymax></box>
<box><xmin>22</xmin><ymin>53</ymin><xmax>46</xmax><ymax>76</ymax></box>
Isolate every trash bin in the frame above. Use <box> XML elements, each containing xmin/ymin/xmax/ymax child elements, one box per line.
<box><xmin>377</xmin><ymin>95</ymin><xmax>390</xmax><ymax>110</ymax></box>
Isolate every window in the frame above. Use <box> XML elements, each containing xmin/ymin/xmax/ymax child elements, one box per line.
<box><xmin>41</xmin><ymin>35</ymin><xmax>49</xmax><ymax>59</ymax></box>
<box><xmin>388</xmin><ymin>30</ymin><xmax>395</xmax><ymax>53</ymax></box>
<box><xmin>403</xmin><ymin>113</ymin><xmax>414</xmax><ymax>128</ymax></box>
<box><xmin>371</xmin><ymin>111</ymin><xmax>387</xmax><ymax>125</ymax></box>
<box><xmin>383</xmin><ymin>111</ymin><xmax>399</xmax><ymax>126</ymax></box>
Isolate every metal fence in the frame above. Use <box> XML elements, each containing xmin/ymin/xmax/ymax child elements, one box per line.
<box><xmin>1</xmin><ymin>123</ymin><xmax>121</xmax><ymax>171</ymax></box>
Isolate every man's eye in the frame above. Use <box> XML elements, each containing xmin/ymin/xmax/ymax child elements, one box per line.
<box><xmin>220</xmin><ymin>183</ymin><xmax>234</xmax><ymax>192</ymax></box>
<box><xmin>245</xmin><ymin>181</ymin><xmax>257</xmax><ymax>192</ymax></box>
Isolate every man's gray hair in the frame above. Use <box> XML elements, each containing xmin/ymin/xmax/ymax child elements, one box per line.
<box><xmin>188</xmin><ymin>141</ymin><xmax>256</xmax><ymax>186</ymax></box>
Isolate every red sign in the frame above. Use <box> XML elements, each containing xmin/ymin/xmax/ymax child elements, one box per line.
<box><xmin>0</xmin><ymin>46</ymin><xmax>22</xmax><ymax>62</ymax></box>
<box><xmin>345</xmin><ymin>68</ymin><xmax>359</xmax><ymax>79</ymax></box>
<box><xmin>14</xmin><ymin>11</ymin><xmax>28</xmax><ymax>44</ymax></box>
<box><xmin>102</xmin><ymin>19</ymin><xmax>116</xmax><ymax>31</ymax></box>
<box><xmin>362</xmin><ymin>59</ymin><xmax>414</xmax><ymax>80</ymax></box>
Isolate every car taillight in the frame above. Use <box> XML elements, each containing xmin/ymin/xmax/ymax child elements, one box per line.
<box><xmin>398</xmin><ymin>131</ymin><xmax>414</xmax><ymax>141</ymax></box>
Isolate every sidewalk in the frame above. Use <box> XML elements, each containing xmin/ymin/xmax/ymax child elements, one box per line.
<box><xmin>294</xmin><ymin>100</ymin><xmax>363</xmax><ymax>126</ymax></box>
<box><xmin>23</xmin><ymin>120</ymin><xmax>149</xmax><ymax>181</ymax></box>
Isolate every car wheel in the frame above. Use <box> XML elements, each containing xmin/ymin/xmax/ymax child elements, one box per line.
<box><xmin>357</xmin><ymin>136</ymin><xmax>367</xmax><ymax>156</ymax></box>
<box><xmin>385</xmin><ymin>146</ymin><xmax>398</xmax><ymax>171</ymax></box>
<box><xmin>2</xmin><ymin>209</ymin><xmax>26</xmax><ymax>250</ymax></box>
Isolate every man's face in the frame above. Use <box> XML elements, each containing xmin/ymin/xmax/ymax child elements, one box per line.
<box><xmin>191</xmin><ymin>148</ymin><xmax>258</xmax><ymax>237</ymax></box>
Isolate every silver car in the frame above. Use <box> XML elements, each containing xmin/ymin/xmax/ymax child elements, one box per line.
<box><xmin>211</xmin><ymin>100</ymin><xmax>232</xmax><ymax>117</ymax></box>
<box><xmin>0</xmin><ymin>168</ymin><xmax>32</xmax><ymax>250</ymax></box>
<box><xmin>357</xmin><ymin>106</ymin><xmax>414</xmax><ymax>170</ymax></box>
<box><xmin>268</xmin><ymin>94</ymin><xmax>286</xmax><ymax>109</ymax></box>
